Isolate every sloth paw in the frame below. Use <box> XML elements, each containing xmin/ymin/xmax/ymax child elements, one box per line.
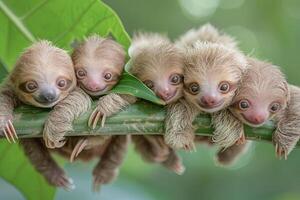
<box><xmin>165</xmin><ymin>133</ymin><xmax>196</xmax><ymax>152</ymax></box>
<box><xmin>43</xmin><ymin>128</ymin><xmax>66</xmax><ymax>149</ymax></box>
<box><xmin>49</xmin><ymin>169</ymin><xmax>75</xmax><ymax>191</ymax></box>
<box><xmin>166</xmin><ymin>160</ymin><xmax>186</xmax><ymax>175</ymax></box>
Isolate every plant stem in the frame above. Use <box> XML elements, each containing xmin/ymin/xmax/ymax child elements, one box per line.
<box><xmin>10</xmin><ymin>102</ymin><xmax>275</xmax><ymax>143</ymax></box>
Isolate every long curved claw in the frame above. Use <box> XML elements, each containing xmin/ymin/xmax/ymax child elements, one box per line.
<box><xmin>6</xmin><ymin>124</ymin><xmax>15</xmax><ymax>143</ymax></box>
<box><xmin>2</xmin><ymin>120</ymin><xmax>18</xmax><ymax>143</ymax></box>
<box><xmin>70</xmin><ymin>139</ymin><xmax>88</xmax><ymax>162</ymax></box>
<box><xmin>88</xmin><ymin>110</ymin><xmax>96</xmax><ymax>128</ymax></box>
<box><xmin>8</xmin><ymin>120</ymin><xmax>18</xmax><ymax>140</ymax></box>
<box><xmin>44</xmin><ymin>138</ymin><xmax>55</xmax><ymax>149</ymax></box>
<box><xmin>3</xmin><ymin>128</ymin><xmax>11</xmax><ymax>143</ymax></box>
<box><xmin>284</xmin><ymin>151</ymin><xmax>288</xmax><ymax>160</ymax></box>
<box><xmin>101</xmin><ymin>114</ymin><xmax>106</xmax><ymax>128</ymax></box>
<box><xmin>57</xmin><ymin>176</ymin><xmax>75</xmax><ymax>191</ymax></box>
<box><xmin>236</xmin><ymin>134</ymin><xmax>246</xmax><ymax>145</ymax></box>
<box><xmin>88</xmin><ymin>109</ymin><xmax>103</xmax><ymax>130</ymax></box>
<box><xmin>275</xmin><ymin>143</ymin><xmax>286</xmax><ymax>160</ymax></box>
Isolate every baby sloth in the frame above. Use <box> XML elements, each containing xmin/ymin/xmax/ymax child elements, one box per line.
<box><xmin>88</xmin><ymin>32</ymin><xmax>186</xmax><ymax>174</ymax></box>
<box><xmin>222</xmin><ymin>58</ymin><xmax>297</xmax><ymax>160</ymax></box>
<box><xmin>165</xmin><ymin>24</ymin><xmax>248</xmax><ymax>152</ymax></box>
<box><xmin>0</xmin><ymin>41</ymin><xmax>77</xmax><ymax>189</ymax></box>
<box><xmin>43</xmin><ymin>35</ymin><xmax>130</xmax><ymax>191</ymax></box>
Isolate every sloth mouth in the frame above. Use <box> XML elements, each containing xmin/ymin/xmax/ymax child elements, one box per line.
<box><xmin>198</xmin><ymin>99</ymin><xmax>225</xmax><ymax>113</ymax></box>
<box><xmin>163</xmin><ymin>90</ymin><xmax>178</xmax><ymax>104</ymax></box>
<box><xmin>82</xmin><ymin>86</ymin><xmax>108</xmax><ymax>97</ymax></box>
<box><xmin>34</xmin><ymin>97</ymin><xmax>59</xmax><ymax>107</ymax></box>
<box><xmin>33</xmin><ymin>99</ymin><xmax>60</xmax><ymax>108</ymax></box>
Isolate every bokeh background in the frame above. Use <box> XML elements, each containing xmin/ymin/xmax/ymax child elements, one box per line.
<box><xmin>1</xmin><ymin>0</ymin><xmax>300</xmax><ymax>199</ymax></box>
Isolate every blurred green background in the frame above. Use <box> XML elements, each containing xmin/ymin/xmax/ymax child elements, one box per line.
<box><xmin>1</xmin><ymin>0</ymin><xmax>300</xmax><ymax>200</ymax></box>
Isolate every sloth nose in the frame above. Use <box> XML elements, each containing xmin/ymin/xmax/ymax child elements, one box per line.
<box><xmin>86</xmin><ymin>81</ymin><xmax>105</xmax><ymax>92</ymax></box>
<box><xmin>200</xmin><ymin>95</ymin><xmax>219</xmax><ymax>107</ymax></box>
<box><xmin>39</xmin><ymin>91</ymin><xmax>57</xmax><ymax>103</ymax></box>
<box><xmin>248</xmin><ymin>114</ymin><xmax>267</xmax><ymax>125</ymax></box>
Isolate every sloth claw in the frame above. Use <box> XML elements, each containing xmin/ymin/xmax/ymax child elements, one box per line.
<box><xmin>70</xmin><ymin>139</ymin><xmax>88</xmax><ymax>162</ymax></box>
<box><xmin>1</xmin><ymin>120</ymin><xmax>18</xmax><ymax>143</ymax></box>
<box><xmin>235</xmin><ymin>134</ymin><xmax>246</xmax><ymax>145</ymax></box>
<box><xmin>88</xmin><ymin>109</ymin><xmax>104</xmax><ymax>130</ymax></box>
<box><xmin>275</xmin><ymin>143</ymin><xmax>287</xmax><ymax>160</ymax></box>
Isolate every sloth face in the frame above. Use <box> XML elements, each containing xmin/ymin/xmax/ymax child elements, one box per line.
<box><xmin>75</xmin><ymin>62</ymin><xmax>122</xmax><ymax>97</ymax></box>
<box><xmin>229</xmin><ymin>60</ymin><xmax>289</xmax><ymax>127</ymax></box>
<box><xmin>138</xmin><ymin>67</ymin><xmax>184</xmax><ymax>104</ymax></box>
<box><xmin>184</xmin><ymin>69</ymin><xmax>238</xmax><ymax>113</ymax></box>
<box><xmin>183</xmin><ymin>42</ymin><xmax>247</xmax><ymax>113</ymax></box>
<box><xmin>72</xmin><ymin>36</ymin><xmax>125</xmax><ymax>97</ymax></box>
<box><xmin>129</xmin><ymin>42</ymin><xmax>185</xmax><ymax>104</ymax></box>
<box><xmin>231</xmin><ymin>96</ymin><xmax>285</xmax><ymax>127</ymax></box>
<box><xmin>11</xmin><ymin>40</ymin><xmax>76</xmax><ymax>108</ymax></box>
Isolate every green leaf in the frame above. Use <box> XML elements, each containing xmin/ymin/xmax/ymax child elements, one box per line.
<box><xmin>0</xmin><ymin>58</ymin><xmax>8</xmax><ymax>82</ymax></box>
<box><xmin>0</xmin><ymin>0</ymin><xmax>131</xmax><ymax>69</ymax></box>
<box><xmin>0</xmin><ymin>0</ymin><xmax>161</xmax><ymax>104</ymax></box>
<box><xmin>0</xmin><ymin>141</ymin><xmax>56</xmax><ymax>200</ymax></box>
<box><xmin>109</xmin><ymin>73</ymin><xmax>166</xmax><ymax>105</ymax></box>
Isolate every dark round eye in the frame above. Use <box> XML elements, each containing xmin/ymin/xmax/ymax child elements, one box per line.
<box><xmin>170</xmin><ymin>74</ymin><xmax>182</xmax><ymax>85</ymax></box>
<box><xmin>189</xmin><ymin>83</ymin><xmax>200</xmax><ymax>95</ymax></box>
<box><xmin>57</xmin><ymin>79</ymin><xmax>67</xmax><ymax>89</ymax></box>
<box><xmin>25</xmin><ymin>81</ymin><xmax>38</xmax><ymax>92</ymax></box>
<box><xmin>269</xmin><ymin>102</ymin><xmax>281</xmax><ymax>113</ymax></box>
<box><xmin>104</xmin><ymin>73</ymin><xmax>112</xmax><ymax>81</ymax></box>
<box><xmin>218</xmin><ymin>81</ymin><xmax>230</xmax><ymax>94</ymax></box>
<box><xmin>144</xmin><ymin>80</ymin><xmax>154</xmax><ymax>90</ymax></box>
<box><xmin>239</xmin><ymin>100</ymin><xmax>250</xmax><ymax>110</ymax></box>
<box><xmin>76</xmin><ymin>69</ymin><xmax>86</xmax><ymax>79</ymax></box>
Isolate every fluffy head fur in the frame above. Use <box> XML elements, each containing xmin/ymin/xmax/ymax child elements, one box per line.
<box><xmin>176</xmin><ymin>23</ymin><xmax>238</xmax><ymax>50</ymax></box>
<box><xmin>129</xmin><ymin>32</ymin><xmax>185</xmax><ymax>104</ymax></box>
<box><xmin>9</xmin><ymin>40</ymin><xmax>76</xmax><ymax>108</ymax></box>
<box><xmin>183</xmin><ymin>42</ymin><xmax>247</xmax><ymax>113</ymax></box>
<box><xmin>72</xmin><ymin>35</ymin><xmax>125</xmax><ymax>97</ymax></box>
<box><xmin>229</xmin><ymin>58</ymin><xmax>289</xmax><ymax>127</ymax></box>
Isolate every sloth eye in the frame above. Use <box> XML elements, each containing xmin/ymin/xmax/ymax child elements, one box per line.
<box><xmin>169</xmin><ymin>73</ymin><xmax>182</xmax><ymax>85</ymax></box>
<box><xmin>144</xmin><ymin>80</ymin><xmax>154</xmax><ymax>90</ymax></box>
<box><xmin>56</xmin><ymin>77</ymin><xmax>71</xmax><ymax>91</ymax></box>
<box><xmin>218</xmin><ymin>81</ymin><xmax>230</xmax><ymax>94</ymax></box>
<box><xmin>239</xmin><ymin>99</ymin><xmax>250</xmax><ymax>110</ymax></box>
<box><xmin>189</xmin><ymin>83</ymin><xmax>200</xmax><ymax>95</ymax></box>
<box><xmin>269</xmin><ymin>102</ymin><xmax>281</xmax><ymax>113</ymax></box>
<box><xmin>76</xmin><ymin>69</ymin><xmax>87</xmax><ymax>79</ymax></box>
<box><xmin>57</xmin><ymin>79</ymin><xmax>67</xmax><ymax>89</ymax></box>
<box><xmin>104</xmin><ymin>73</ymin><xmax>112</xmax><ymax>81</ymax></box>
<box><xmin>25</xmin><ymin>81</ymin><xmax>38</xmax><ymax>93</ymax></box>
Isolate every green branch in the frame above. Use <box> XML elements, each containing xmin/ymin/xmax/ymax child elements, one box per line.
<box><xmin>10</xmin><ymin>101</ymin><xmax>275</xmax><ymax>142</ymax></box>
